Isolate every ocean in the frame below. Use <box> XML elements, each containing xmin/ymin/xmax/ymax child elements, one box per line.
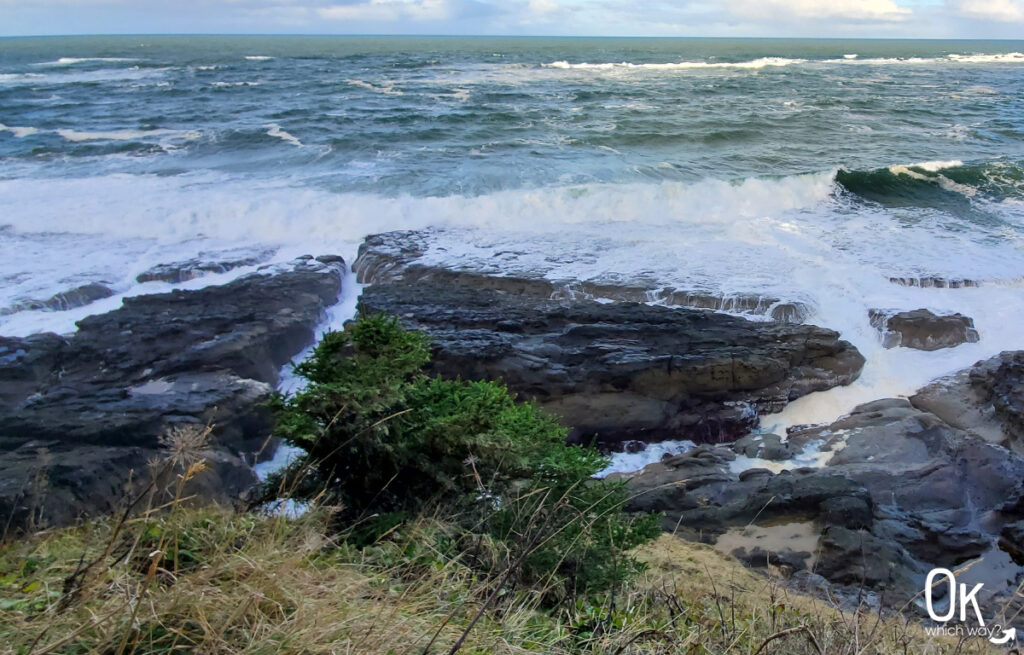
<box><xmin>2</xmin><ymin>35</ymin><xmax>1024</xmax><ymax>430</ymax></box>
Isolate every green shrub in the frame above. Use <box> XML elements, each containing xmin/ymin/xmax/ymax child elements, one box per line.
<box><xmin>266</xmin><ymin>313</ymin><xmax>659</xmax><ymax>599</ymax></box>
<box><xmin>490</xmin><ymin>472</ymin><xmax>661</xmax><ymax>601</ymax></box>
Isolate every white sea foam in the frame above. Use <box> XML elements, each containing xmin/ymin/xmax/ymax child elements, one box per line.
<box><xmin>35</xmin><ymin>57</ymin><xmax>139</xmax><ymax>66</ymax></box>
<box><xmin>252</xmin><ymin>443</ymin><xmax>302</xmax><ymax>480</ymax></box>
<box><xmin>256</xmin><ymin>273</ymin><xmax>365</xmax><ymax>481</ymax></box>
<box><xmin>948</xmin><ymin>52</ymin><xmax>1024</xmax><ymax>64</ymax></box>
<box><xmin>832</xmin><ymin>53</ymin><xmax>1024</xmax><ymax>65</ymax></box>
<box><xmin>0</xmin><ymin>123</ymin><xmax>40</xmax><ymax>138</ymax></box>
<box><xmin>56</xmin><ymin>128</ymin><xmax>180</xmax><ymax>142</ymax></box>
<box><xmin>901</xmin><ymin>159</ymin><xmax>963</xmax><ymax>172</ymax></box>
<box><xmin>0</xmin><ymin>67</ymin><xmax>168</xmax><ymax>86</ymax></box>
<box><xmin>886</xmin><ymin>161</ymin><xmax>979</xmax><ymax>197</ymax></box>
<box><xmin>0</xmin><ymin>73</ymin><xmax>43</xmax><ymax>83</ymax></box>
<box><xmin>266</xmin><ymin>124</ymin><xmax>302</xmax><ymax>147</ymax></box>
<box><xmin>728</xmin><ymin>436</ymin><xmax>846</xmax><ymax>474</ymax></box>
<box><xmin>541</xmin><ymin>53</ymin><xmax>1024</xmax><ymax>75</ymax></box>
<box><xmin>545</xmin><ymin>57</ymin><xmax>805</xmax><ymax>71</ymax></box>
<box><xmin>1</xmin><ymin>124</ymin><xmax>197</xmax><ymax>144</ymax></box>
<box><xmin>598</xmin><ymin>440</ymin><xmax>696</xmax><ymax>477</ymax></box>
<box><xmin>245</xmin><ymin>55</ymin><xmax>274</xmax><ymax>61</ymax></box>
<box><xmin>830</xmin><ymin>56</ymin><xmax>936</xmax><ymax>65</ymax></box>
<box><xmin>346</xmin><ymin>78</ymin><xmax>404</xmax><ymax>95</ymax></box>
<box><xmin>2</xmin><ymin>169</ymin><xmax>1023</xmax><ymax>468</ymax></box>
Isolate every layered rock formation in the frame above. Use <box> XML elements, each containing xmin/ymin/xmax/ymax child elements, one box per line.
<box><xmin>359</xmin><ymin>282</ymin><xmax>864</xmax><ymax>447</ymax></box>
<box><xmin>621</xmin><ymin>396</ymin><xmax>1024</xmax><ymax>619</ymax></box>
<box><xmin>887</xmin><ymin>276</ymin><xmax>980</xmax><ymax>289</ymax></box>
<box><xmin>135</xmin><ymin>247</ymin><xmax>278</xmax><ymax>284</ymax></box>
<box><xmin>0</xmin><ymin>256</ymin><xmax>343</xmax><ymax>532</ymax></box>
<box><xmin>870</xmin><ymin>308</ymin><xmax>980</xmax><ymax>351</ymax></box>
<box><xmin>1</xmin><ymin>283</ymin><xmax>115</xmax><ymax>316</ymax></box>
<box><xmin>354</xmin><ymin>231</ymin><xmax>810</xmax><ymax>323</ymax></box>
<box><xmin>912</xmin><ymin>350</ymin><xmax>1024</xmax><ymax>456</ymax></box>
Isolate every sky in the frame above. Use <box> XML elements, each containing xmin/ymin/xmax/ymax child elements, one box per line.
<box><xmin>2</xmin><ymin>0</ymin><xmax>1024</xmax><ymax>39</ymax></box>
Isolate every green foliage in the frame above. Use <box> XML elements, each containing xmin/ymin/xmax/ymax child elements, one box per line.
<box><xmin>267</xmin><ymin>313</ymin><xmax>659</xmax><ymax>600</ymax></box>
<box><xmin>489</xmin><ymin>473</ymin><xmax>661</xmax><ymax>600</ymax></box>
<box><xmin>269</xmin><ymin>314</ymin><xmax>573</xmax><ymax>516</ymax></box>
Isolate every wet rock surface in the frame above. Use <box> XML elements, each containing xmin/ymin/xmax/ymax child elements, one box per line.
<box><xmin>912</xmin><ymin>350</ymin><xmax>1024</xmax><ymax>456</ymax></box>
<box><xmin>730</xmin><ymin>432</ymin><xmax>792</xmax><ymax>460</ymax></box>
<box><xmin>869</xmin><ymin>308</ymin><xmax>979</xmax><ymax>350</ymax></box>
<box><xmin>354</xmin><ymin>230</ymin><xmax>811</xmax><ymax>322</ymax></box>
<box><xmin>359</xmin><ymin>281</ymin><xmax>864</xmax><ymax>447</ymax></box>
<box><xmin>887</xmin><ymin>276</ymin><xmax>980</xmax><ymax>289</ymax></box>
<box><xmin>1</xmin><ymin>283</ymin><xmax>115</xmax><ymax>316</ymax></box>
<box><xmin>0</xmin><ymin>257</ymin><xmax>344</xmax><ymax>532</ymax></box>
<box><xmin>135</xmin><ymin>247</ymin><xmax>277</xmax><ymax>284</ymax></box>
<box><xmin>621</xmin><ymin>396</ymin><xmax>1024</xmax><ymax>619</ymax></box>
<box><xmin>1002</xmin><ymin>521</ymin><xmax>1024</xmax><ymax>565</ymax></box>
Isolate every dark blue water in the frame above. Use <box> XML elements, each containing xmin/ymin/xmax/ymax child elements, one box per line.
<box><xmin>1</xmin><ymin>36</ymin><xmax>1023</xmax><ymax>193</ymax></box>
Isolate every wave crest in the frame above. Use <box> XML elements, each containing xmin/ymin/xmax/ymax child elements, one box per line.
<box><xmin>544</xmin><ymin>57</ymin><xmax>805</xmax><ymax>70</ymax></box>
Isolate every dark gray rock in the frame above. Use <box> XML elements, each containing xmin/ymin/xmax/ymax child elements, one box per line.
<box><xmin>358</xmin><ymin>282</ymin><xmax>864</xmax><ymax>447</ymax></box>
<box><xmin>135</xmin><ymin>248</ymin><xmax>278</xmax><ymax>284</ymax></box>
<box><xmin>622</xmin><ymin>397</ymin><xmax>1024</xmax><ymax>610</ymax></box>
<box><xmin>0</xmin><ymin>437</ymin><xmax>258</xmax><ymax>533</ymax></box>
<box><xmin>733</xmin><ymin>546</ymin><xmax>812</xmax><ymax>572</ymax></box>
<box><xmin>731</xmin><ymin>433</ymin><xmax>792</xmax><ymax>460</ymax></box>
<box><xmin>887</xmin><ymin>276</ymin><xmax>980</xmax><ymax>289</ymax></box>
<box><xmin>819</xmin><ymin>495</ymin><xmax>872</xmax><ymax>529</ymax></box>
<box><xmin>911</xmin><ymin>351</ymin><xmax>1024</xmax><ymax>456</ymax></box>
<box><xmin>1001</xmin><ymin>521</ymin><xmax>1024</xmax><ymax>565</ymax></box>
<box><xmin>815</xmin><ymin>526</ymin><xmax>926</xmax><ymax>601</ymax></box>
<box><xmin>354</xmin><ymin>231</ymin><xmax>810</xmax><ymax>322</ymax></box>
<box><xmin>1</xmin><ymin>283</ymin><xmax>115</xmax><ymax>316</ymax></box>
<box><xmin>0</xmin><ymin>333</ymin><xmax>66</xmax><ymax>406</ymax></box>
<box><xmin>869</xmin><ymin>308</ymin><xmax>979</xmax><ymax>351</ymax></box>
<box><xmin>0</xmin><ymin>257</ymin><xmax>344</xmax><ymax>532</ymax></box>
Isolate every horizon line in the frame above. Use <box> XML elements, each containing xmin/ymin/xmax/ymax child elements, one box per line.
<box><xmin>3</xmin><ymin>33</ymin><xmax>1024</xmax><ymax>41</ymax></box>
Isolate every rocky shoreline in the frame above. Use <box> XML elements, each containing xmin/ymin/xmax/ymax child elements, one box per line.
<box><xmin>0</xmin><ymin>256</ymin><xmax>344</xmax><ymax>531</ymax></box>
<box><xmin>358</xmin><ymin>281</ymin><xmax>864</xmax><ymax>447</ymax></box>
<box><xmin>1</xmin><ymin>231</ymin><xmax>1021</xmax><ymax>627</ymax></box>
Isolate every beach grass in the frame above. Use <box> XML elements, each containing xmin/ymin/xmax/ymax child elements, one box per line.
<box><xmin>0</xmin><ymin>500</ymin><xmax>999</xmax><ymax>655</ymax></box>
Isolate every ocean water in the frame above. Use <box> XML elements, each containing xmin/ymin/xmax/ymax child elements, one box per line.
<box><xmin>3</xmin><ymin>36</ymin><xmax>1024</xmax><ymax>443</ymax></box>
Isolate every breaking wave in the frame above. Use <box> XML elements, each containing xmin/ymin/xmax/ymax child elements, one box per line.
<box><xmin>545</xmin><ymin>57</ymin><xmax>805</xmax><ymax>70</ymax></box>
<box><xmin>836</xmin><ymin>160</ymin><xmax>1024</xmax><ymax>209</ymax></box>
<box><xmin>542</xmin><ymin>53</ymin><xmax>1024</xmax><ymax>73</ymax></box>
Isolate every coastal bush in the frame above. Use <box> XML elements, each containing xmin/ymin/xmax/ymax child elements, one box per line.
<box><xmin>265</xmin><ymin>313</ymin><xmax>660</xmax><ymax>597</ymax></box>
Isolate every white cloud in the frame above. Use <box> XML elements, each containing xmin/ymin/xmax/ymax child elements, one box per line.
<box><xmin>318</xmin><ymin>0</ymin><xmax>451</xmax><ymax>22</ymax></box>
<box><xmin>528</xmin><ymin>0</ymin><xmax>560</xmax><ymax>14</ymax></box>
<box><xmin>728</xmin><ymin>0</ymin><xmax>912</xmax><ymax>21</ymax></box>
<box><xmin>952</xmin><ymin>0</ymin><xmax>1024</xmax><ymax>20</ymax></box>
<box><xmin>5</xmin><ymin>0</ymin><xmax>1024</xmax><ymax>36</ymax></box>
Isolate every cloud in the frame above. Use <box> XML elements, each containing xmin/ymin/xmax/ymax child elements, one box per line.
<box><xmin>528</xmin><ymin>0</ymin><xmax>560</xmax><ymax>14</ymax></box>
<box><xmin>727</xmin><ymin>0</ymin><xmax>912</xmax><ymax>22</ymax></box>
<box><xmin>318</xmin><ymin>0</ymin><xmax>452</xmax><ymax>22</ymax></box>
<box><xmin>3</xmin><ymin>0</ymin><xmax>1023</xmax><ymax>37</ymax></box>
<box><xmin>951</xmin><ymin>0</ymin><xmax>1024</xmax><ymax>20</ymax></box>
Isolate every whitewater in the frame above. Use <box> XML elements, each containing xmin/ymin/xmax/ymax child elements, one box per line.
<box><xmin>2</xmin><ymin>36</ymin><xmax>1024</xmax><ymax>472</ymax></box>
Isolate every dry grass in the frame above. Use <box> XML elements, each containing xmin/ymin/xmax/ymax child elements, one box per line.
<box><xmin>632</xmin><ymin>537</ymin><xmax>1004</xmax><ymax>654</ymax></box>
<box><xmin>0</xmin><ymin>428</ymin><xmax>1004</xmax><ymax>655</ymax></box>
<box><xmin>0</xmin><ymin>502</ymin><xmax>1004</xmax><ymax>655</ymax></box>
